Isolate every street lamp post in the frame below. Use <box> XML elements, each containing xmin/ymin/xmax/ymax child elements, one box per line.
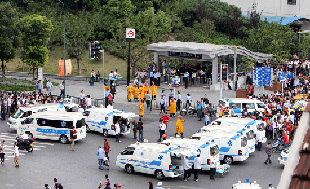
<box><xmin>59</xmin><ymin>0</ymin><xmax>66</xmax><ymax>98</ymax></box>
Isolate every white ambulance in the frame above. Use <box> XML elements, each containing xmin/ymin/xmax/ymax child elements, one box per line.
<box><xmin>191</xmin><ymin>131</ymin><xmax>249</xmax><ymax>165</ymax></box>
<box><xmin>210</xmin><ymin>117</ymin><xmax>267</xmax><ymax>144</ymax></box>
<box><xmin>201</xmin><ymin>125</ymin><xmax>256</xmax><ymax>153</ymax></box>
<box><xmin>84</xmin><ymin>107</ymin><xmax>137</xmax><ymax>137</ymax></box>
<box><xmin>218</xmin><ymin>98</ymin><xmax>265</xmax><ymax>117</ymax></box>
<box><xmin>116</xmin><ymin>142</ymin><xmax>199</xmax><ymax>180</ymax></box>
<box><xmin>8</xmin><ymin>103</ymin><xmax>78</xmax><ymax>130</ymax></box>
<box><xmin>17</xmin><ymin>111</ymin><xmax>86</xmax><ymax>144</ymax></box>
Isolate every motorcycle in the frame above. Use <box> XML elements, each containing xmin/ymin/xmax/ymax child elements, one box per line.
<box><xmin>180</xmin><ymin>106</ymin><xmax>197</xmax><ymax>116</ymax></box>
<box><xmin>272</xmin><ymin>138</ymin><xmax>290</xmax><ymax>152</ymax></box>
<box><xmin>16</xmin><ymin>137</ymin><xmax>34</xmax><ymax>152</ymax></box>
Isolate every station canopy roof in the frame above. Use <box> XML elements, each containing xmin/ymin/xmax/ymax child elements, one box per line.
<box><xmin>147</xmin><ymin>41</ymin><xmax>272</xmax><ymax>61</ymax></box>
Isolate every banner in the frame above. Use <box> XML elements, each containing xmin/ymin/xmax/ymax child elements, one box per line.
<box><xmin>59</xmin><ymin>59</ymin><xmax>72</xmax><ymax>76</ymax></box>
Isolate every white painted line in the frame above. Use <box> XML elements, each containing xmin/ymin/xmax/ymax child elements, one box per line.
<box><xmin>32</xmin><ymin>148</ymin><xmax>41</xmax><ymax>151</ymax></box>
<box><xmin>33</xmin><ymin>146</ymin><xmax>46</xmax><ymax>148</ymax></box>
<box><xmin>178</xmin><ymin>186</ymin><xmax>206</xmax><ymax>189</ymax></box>
<box><xmin>37</xmin><ymin>143</ymin><xmax>54</xmax><ymax>146</ymax></box>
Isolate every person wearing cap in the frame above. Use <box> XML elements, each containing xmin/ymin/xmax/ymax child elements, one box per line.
<box><xmin>0</xmin><ymin>140</ymin><xmax>6</xmax><ymax>165</ymax></box>
<box><xmin>175</xmin><ymin>115</ymin><xmax>185</xmax><ymax>138</ymax></box>
<box><xmin>96</xmin><ymin>146</ymin><xmax>105</xmax><ymax>170</ymax></box>
<box><xmin>139</xmin><ymin>84</ymin><xmax>145</xmax><ymax>100</ymax></box>
<box><xmin>176</xmin><ymin>91</ymin><xmax>182</xmax><ymax>112</ymax></box>
<box><xmin>132</xmin><ymin>84</ymin><xmax>139</xmax><ymax>102</ymax></box>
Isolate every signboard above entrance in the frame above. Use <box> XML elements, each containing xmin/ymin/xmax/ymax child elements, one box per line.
<box><xmin>168</xmin><ymin>51</ymin><xmax>202</xmax><ymax>59</ymax></box>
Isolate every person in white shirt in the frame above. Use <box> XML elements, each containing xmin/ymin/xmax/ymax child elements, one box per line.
<box><xmin>109</xmin><ymin>71</ymin><xmax>114</xmax><ymax>87</ymax></box>
<box><xmin>0</xmin><ymin>140</ymin><xmax>7</xmax><ymax>165</ymax></box>
<box><xmin>78</xmin><ymin>106</ymin><xmax>84</xmax><ymax>113</ymax></box>
<box><xmin>209</xmin><ymin>152</ymin><xmax>217</xmax><ymax>180</ymax></box>
<box><xmin>158</xmin><ymin>121</ymin><xmax>166</xmax><ymax>141</ymax></box>
<box><xmin>186</xmin><ymin>94</ymin><xmax>191</xmax><ymax>107</ymax></box>
<box><xmin>13</xmin><ymin>142</ymin><xmax>19</xmax><ymax>167</ymax></box>
<box><xmin>59</xmin><ymin>82</ymin><xmax>65</xmax><ymax>98</ymax></box>
<box><xmin>115</xmin><ymin>121</ymin><xmax>121</xmax><ymax>143</ymax></box>
<box><xmin>183</xmin><ymin>156</ymin><xmax>191</xmax><ymax>181</ymax></box>
<box><xmin>21</xmin><ymin>132</ymin><xmax>29</xmax><ymax>140</ymax></box>
<box><xmin>269</xmin><ymin>184</ymin><xmax>274</xmax><ymax>189</ymax></box>
<box><xmin>176</xmin><ymin>91</ymin><xmax>182</xmax><ymax>111</ymax></box>
<box><xmin>86</xmin><ymin>95</ymin><xmax>92</xmax><ymax>109</ymax></box>
<box><xmin>193</xmin><ymin>154</ymin><xmax>202</xmax><ymax>181</ymax></box>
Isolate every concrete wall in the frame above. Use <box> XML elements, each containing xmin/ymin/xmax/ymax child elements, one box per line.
<box><xmin>220</xmin><ymin>0</ymin><xmax>310</xmax><ymax>19</ymax></box>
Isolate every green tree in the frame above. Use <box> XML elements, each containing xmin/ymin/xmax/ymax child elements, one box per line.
<box><xmin>0</xmin><ymin>2</ymin><xmax>19</xmax><ymax>78</ymax></box>
<box><xmin>20</xmin><ymin>14</ymin><xmax>53</xmax><ymax>80</ymax></box>
<box><xmin>193</xmin><ymin>18</ymin><xmax>215</xmax><ymax>42</ymax></box>
<box><xmin>245</xmin><ymin>21</ymin><xmax>297</xmax><ymax>62</ymax></box>
<box><xmin>65</xmin><ymin>12</ymin><xmax>95</xmax><ymax>74</ymax></box>
<box><xmin>299</xmin><ymin>33</ymin><xmax>310</xmax><ymax>59</ymax></box>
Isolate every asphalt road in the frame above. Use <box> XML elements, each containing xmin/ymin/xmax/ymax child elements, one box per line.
<box><xmin>0</xmin><ymin>81</ymin><xmax>281</xmax><ymax>189</ymax></box>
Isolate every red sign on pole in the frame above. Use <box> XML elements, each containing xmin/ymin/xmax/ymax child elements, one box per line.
<box><xmin>171</xmin><ymin>83</ymin><xmax>179</xmax><ymax>87</ymax></box>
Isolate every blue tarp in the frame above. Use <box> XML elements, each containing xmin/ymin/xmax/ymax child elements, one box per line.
<box><xmin>242</xmin><ymin>15</ymin><xmax>306</xmax><ymax>25</ymax></box>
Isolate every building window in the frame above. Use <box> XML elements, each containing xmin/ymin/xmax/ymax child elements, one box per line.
<box><xmin>287</xmin><ymin>0</ymin><xmax>296</xmax><ymax>5</ymax></box>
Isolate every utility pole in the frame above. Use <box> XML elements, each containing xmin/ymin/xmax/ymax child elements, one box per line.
<box><xmin>233</xmin><ymin>47</ymin><xmax>237</xmax><ymax>91</ymax></box>
<box><xmin>126</xmin><ymin>28</ymin><xmax>135</xmax><ymax>86</ymax></box>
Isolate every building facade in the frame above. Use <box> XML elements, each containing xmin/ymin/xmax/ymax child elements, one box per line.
<box><xmin>220</xmin><ymin>0</ymin><xmax>310</xmax><ymax>19</ymax></box>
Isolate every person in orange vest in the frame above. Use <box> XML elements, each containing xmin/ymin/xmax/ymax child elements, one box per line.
<box><xmin>127</xmin><ymin>83</ymin><xmax>132</xmax><ymax>102</ymax></box>
<box><xmin>175</xmin><ymin>115</ymin><xmax>185</xmax><ymax>138</ymax></box>
<box><xmin>151</xmin><ymin>82</ymin><xmax>157</xmax><ymax>100</ymax></box>
<box><xmin>132</xmin><ymin>85</ymin><xmax>139</xmax><ymax>102</ymax></box>
<box><xmin>144</xmin><ymin>83</ymin><xmax>150</xmax><ymax>95</ymax></box>
<box><xmin>170</xmin><ymin>97</ymin><xmax>176</xmax><ymax>117</ymax></box>
<box><xmin>139</xmin><ymin>99</ymin><xmax>145</xmax><ymax>118</ymax></box>
<box><xmin>139</xmin><ymin>84</ymin><xmax>145</xmax><ymax>100</ymax></box>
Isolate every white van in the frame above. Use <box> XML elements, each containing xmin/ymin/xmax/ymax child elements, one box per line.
<box><xmin>201</xmin><ymin>125</ymin><xmax>256</xmax><ymax>153</ymax></box>
<box><xmin>116</xmin><ymin>142</ymin><xmax>199</xmax><ymax>180</ymax></box>
<box><xmin>218</xmin><ymin>98</ymin><xmax>265</xmax><ymax>117</ymax></box>
<box><xmin>161</xmin><ymin>138</ymin><xmax>229</xmax><ymax>175</ymax></box>
<box><xmin>191</xmin><ymin>131</ymin><xmax>249</xmax><ymax>165</ymax></box>
<box><xmin>84</xmin><ymin>107</ymin><xmax>137</xmax><ymax>137</ymax></box>
<box><xmin>8</xmin><ymin>103</ymin><xmax>78</xmax><ymax>130</ymax></box>
<box><xmin>210</xmin><ymin>117</ymin><xmax>267</xmax><ymax>145</ymax></box>
<box><xmin>17</xmin><ymin>112</ymin><xmax>86</xmax><ymax>144</ymax></box>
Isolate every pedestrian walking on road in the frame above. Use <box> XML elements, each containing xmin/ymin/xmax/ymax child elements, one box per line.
<box><xmin>132</xmin><ymin>120</ymin><xmax>138</xmax><ymax>139</ymax></box>
<box><xmin>99</xmin><ymin>174</ymin><xmax>111</xmax><ymax>189</ymax></box>
<box><xmin>70</xmin><ymin>127</ymin><xmax>77</xmax><ymax>151</ymax></box>
<box><xmin>104</xmin><ymin>139</ymin><xmax>111</xmax><ymax>160</ymax></box>
<box><xmin>264</xmin><ymin>142</ymin><xmax>272</xmax><ymax>164</ymax></box>
<box><xmin>256</xmin><ymin>127</ymin><xmax>264</xmax><ymax>151</ymax></box>
<box><xmin>127</xmin><ymin>83</ymin><xmax>132</xmax><ymax>102</ymax></box>
<box><xmin>158</xmin><ymin>121</ymin><xmax>166</xmax><ymax>142</ymax></box>
<box><xmin>115</xmin><ymin>121</ymin><xmax>121</xmax><ymax>143</ymax></box>
<box><xmin>13</xmin><ymin>142</ymin><xmax>19</xmax><ymax>167</ymax></box>
<box><xmin>193</xmin><ymin>154</ymin><xmax>202</xmax><ymax>181</ymax></box>
<box><xmin>59</xmin><ymin>82</ymin><xmax>65</xmax><ymax>98</ymax></box>
<box><xmin>138</xmin><ymin>118</ymin><xmax>144</xmax><ymax>142</ymax></box>
<box><xmin>96</xmin><ymin>146</ymin><xmax>104</xmax><ymax>170</ymax></box>
<box><xmin>162</xmin><ymin>112</ymin><xmax>169</xmax><ymax>128</ymax></box>
<box><xmin>183</xmin><ymin>156</ymin><xmax>191</xmax><ymax>181</ymax></box>
<box><xmin>139</xmin><ymin>99</ymin><xmax>145</xmax><ymax>118</ymax></box>
<box><xmin>160</xmin><ymin>96</ymin><xmax>165</xmax><ymax>113</ymax></box>
<box><xmin>151</xmin><ymin>82</ymin><xmax>157</xmax><ymax>100</ymax></box>
<box><xmin>54</xmin><ymin>178</ymin><xmax>63</xmax><ymax>189</ymax></box>
<box><xmin>269</xmin><ymin>184</ymin><xmax>274</xmax><ymax>189</ymax></box>
<box><xmin>176</xmin><ymin>91</ymin><xmax>181</xmax><ymax>112</ymax></box>
<box><xmin>210</xmin><ymin>152</ymin><xmax>216</xmax><ymax>180</ymax></box>
<box><xmin>169</xmin><ymin>98</ymin><xmax>176</xmax><ymax>117</ymax></box>
<box><xmin>0</xmin><ymin>140</ymin><xmax>6</xmax><ymax>164</ymax></box>
<box><xmin>175</xmin><ymin>115</ymin><xmax>185</xmax><ymax>138</ymax></box>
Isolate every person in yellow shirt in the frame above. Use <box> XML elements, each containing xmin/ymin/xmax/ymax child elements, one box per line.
<box><xmin>170</xmin><ymin>97</ymin><xmax>176</xmax><ymax>117</ymax></box>
<box><xmin>151</xmin><ymin>82</ymin><xmax>157</xmax><ymax>100</ymax></box>
<box><xmin>139</xmin><ymin>99</ymin><xmax>145</xmax><ymax>118</ymax></box>
<box><xmin>139</xmin><ymin>84</ymin><xmax>145</xmax><ymax>100</ymax></box>
<box><xmin>127</xmin><ymin>83</ymin><xmax>132</xmax><ymax>102</ymax></box>
<box><xmin>132</xmin><ymin>85</ymin><xmax>139</xmax><ymax>102</ymax></box>
<box><xmin>219</xmin><ymin>109</ymin><xmax>224</xmax><ymax>118</ymax></box>
<box><xmin>175</xmin><ymin>115</ymin><xmax>185</xmax><ymax>138</ymax></box>
<box><xmin>144</xmin><ymin>83</ymin><xmax>150</xmax><ymax>95</ymax></box>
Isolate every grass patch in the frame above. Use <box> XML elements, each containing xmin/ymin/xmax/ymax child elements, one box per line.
<box><xmin>0</xmin><ymin>78</ymin><xmax>35</xmax><ymax>91</ymax></box>
<box><xmin>6</xmin><ymin>45</ymin><xmax>128</xmax><ymax>79</ymax></box>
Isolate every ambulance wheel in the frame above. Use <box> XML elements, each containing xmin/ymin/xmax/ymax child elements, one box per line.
<box><xmin>59</xmin><ymin>135</ymin><xmax>69</xmax><ymax>144</ymax></box>
<box><xmin>103</xmin><ymin>129</ymin><xmax>108</xmax><ymax>138</ymax></box>
<box><xmin>125</xmin><ymin>165</ymin><xmax>134</xmax><ymax>174</ymax></box>
<box><xmin>224</xmin><ymin>156</ymin><xmax>233</xmax><ymax>165</ymax></box>
<box><xmin>155</xmin><ymin>170</ymin><xmax>165</xmax><ymax>180</ymax></box>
